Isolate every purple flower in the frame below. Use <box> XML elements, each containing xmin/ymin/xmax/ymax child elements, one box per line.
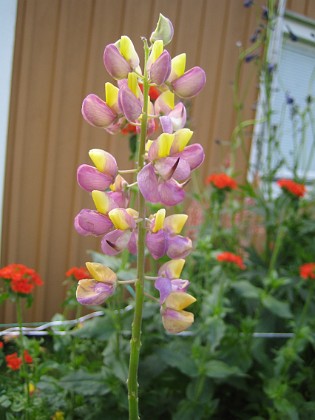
<box><xmin>146</xmin><ymin>210</ymin><xmax>192</xmax><ymax>260</ymax></box>
<box><xmin>137</xmin><ymin>129</ymin><xmax>204</xmax><ymax>205</ymax></box>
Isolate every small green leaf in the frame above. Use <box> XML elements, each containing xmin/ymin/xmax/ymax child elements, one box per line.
<box><xmin>262</xmin><ymin>295</ymin><xmax>293</xmax><ymax>319</ymax></box>
<box><xmin>204</xmin><ymin>360</ymin><xmax>243</xmax><ymax>379</ymax></box>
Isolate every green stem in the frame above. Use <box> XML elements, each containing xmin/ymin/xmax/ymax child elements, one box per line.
<box><xmin>16</xmin><ymin>297</ymin><xmax>30</xmax><ymax>418</ymax></box>
<box><xmin>127</xmin><ymin>39</ymin><xmax>150</xmax><ymax>420</ymax></box>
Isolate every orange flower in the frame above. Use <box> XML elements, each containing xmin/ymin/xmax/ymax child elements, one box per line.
<box><xmin>206</xmin><ymin>173</ymin><xmax>237</xmax><ymax>190</ymax></box>
<box><xmin>23</xmin><ymin>350</ymin><xmax>33</xmax><ymax>364</ymax></box>
<box><xmin>299</xmin><ymin>263</ymin><xmax>315</xmax><ymax>279</ymax></box>
<box><xmin>0</xmin><ymin>264</ymin><xmax>43</xmax><ymax>295</ymax></box>
<box><xmin>216</xmin><ymin>251</ymin><xmax>246</xmax><ymax>270</ymax></box>
<box><xmin>277</xmin><ymin>179</ymin><xmax>306</xmax><ymax>197</ymax></box>
<box><xmin>66</xmin><ymin>266</ymin><xmax>91</xmax><ymax>281</ymax></box>
<box><xmin>5</xmin><ymin>353</ymin><xmax>23</xmax><ymax>371</ymax></box>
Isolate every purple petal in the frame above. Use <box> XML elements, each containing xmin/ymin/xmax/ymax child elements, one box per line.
<box><xmin>118</xmin><ymin>86</ymin><xmax>142</xmax><ymax>122</ymax></box>
<box><xmin>149</xmin><ymin>50</ymin><xmax>171</xmax><ymax>85</ymax></box>
<box><xmin>172</xmin><ymin>67</ymin><xmax>206</xmax><ymax>98</ymax></box>
<box><xmin>137</xmin><ymin>163</ymin><xmax>161</xmax><ymax>203</ymax></box>
<box><xmin>107</xmin><ymin>191</ymin><xmax>129</xmax><ymax>208</ymax></box>
<box><xmin>155</xmin><ymin>277</ymin><xmax>172</xmax><ymax>303</ymax></box>
<box><xmin>101</xmin><ymin>230</ymin><xmax>132</xmax><ymax>255</ymax></box>
<box><xmin>158</xmin><ymin>158</ymin><xmax>191</xmax><ymax>182</ymax></box>
<box><xmin>167</xmin><ymin>235</ymin><xmax>192</xmax><ymax>259</ymax></box>
<box><xmin>146</xmin><ymin>230</ymin><xmax>167</xmax><ymax>260</ymax></box>
<box><xmin>77</xmin><ymin>164</ymin><xmax>113</xmax><ymax>192</ymax></box>
<box><xmin>154</xmin><ymin>157</ymin><xmax>180</xmax><ymax>181</ymax></box>
<box><xmin>161</xmin><ymin>307</ymin><xmax>194</xmax><ymax>334</ymax></box>
<box><xmin>160</xmin><ymin>116</ymin><xmax>173</xmax><ymax>134</ymax></box>
<box><xmin>103</xmin><ymin>44</ymin><xmax>131</xmax><ymax>80</ymax></box>
<box><xmin>81</xmin><ymin>94</ymin><xmax>116</xmax><ymax>128</ymax></box>
<box><xmin>74</xmin><ymin>209</ymin><xmax>113</xmax><ymax>236</ymax></box>
<box><xmin>76</xmin><ymin>279</ymin><xmax>115</xmax><ymax>305</ymax></box>
<box><xmin>177</xmin><ymin>144</ymin><xmax>205</xmax><ymax>170</ymax></box>
<box><xmin>171</xmin><ymin>279</ymin><xmax>190</xmax><ymax>293</ymax></box>
<box><xmin>158</xmin><ymin>179</ymin><xmax>185</xmax><ymax>206</ymax></box>
<box><xmin>168</xmin><ymin>103</ymin><xmax>187</xmax><ymax>131</ymax></box>
<box><xmin>128</xmin><ymin>231</ymin><xmax>138</xmax><ymax>255</ymax></box>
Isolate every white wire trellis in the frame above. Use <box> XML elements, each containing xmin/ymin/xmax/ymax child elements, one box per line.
<box><xmin>0</xmin><ymin>306</ymin><xmax>294</xmax><ymax>338</ymax></box>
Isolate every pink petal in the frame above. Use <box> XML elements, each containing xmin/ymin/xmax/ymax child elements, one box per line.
<box><xmin>149</xmin><ymin>50</ymin><xmax>171</xmax><ymax>85</ymax></box>
<box><xmin>146</xmin><ymin>230</ymin><xmax>167</xmax><ymax>260</ymax></box>
<box><xmin>137</xmin><ymin>163</ymin><xmax>161</xmax><ymax>203</ymax></box>
<box><xmin>160</xmin><ymin>116</ymin><xmax>173</xmax><ymax>134</ymax></box>
<box><xmin>74</xmin><ymin>209</ymin><xmax>113</xmax><ymax>236</ymax></box>
<box><xmin>76</xmin><ymin>279</ymin><xmax>115</xmax><ymax>305</ymax></box>
<box><xmin>158</xmin><ymin>179</ymin><xmax>185</xmax><ymax>206</ymax></box>
<box><xmin>154</xmin><ymin>157</ymin><xmax>180</xmax><ymax>181</ymax></box>
<box><xmin>155</xmin><ymin>277</ymin><xmax>172</xmax><ymax>303</ymax></box>
<box><xmin>103</xmin><ymin>44</ymin><xmax>131</xmax><ymax>80</ymax></box>
<box><xmin>118</xmin><ymin>86</ymin><xmax>142</xmax><ymax>122</ymax></box>
<box><xmin>101</xmin><ymin>230</ymin><xmax>132</xmax><ymax>255</ymax></box>
<box><xmin>168</xmin><ymin>103</ymin><xmax>187</xmax><ymax>131</ymax></box>
<box><xmin>171</xmin><ymin>279</ymin><xmax>190</xmax><ymax>293</ymax></box>
<box><xmin>178</xmin><ymin>144</ymin><xmax>205</xmax><ymax>170</ymax></box>
<box><xmin>77</xmin><ymin>164</ymin><xmax>113</xmax><ymax>192</ymax></box>
<box><xmin>81</xmin><ymin>94</ymin><xmax>116</xmax><ymax>128</ymax></box>
<box><xmin>172</xmin><ymin>67</ymin><xmax>206</xmax><ymax>98</ymax></box>
<box><xmin>166</xmin><ymin>235</ymin><xmax>192</xmax><ymax>259</ymax></box>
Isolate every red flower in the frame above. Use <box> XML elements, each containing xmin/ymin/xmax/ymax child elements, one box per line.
<box><xmin>0</xmin><ymin>264</ymin><xmax>43</xmax><ymax>294</ymax></box>
<box><xmin>66</xmin><ymin>267</ymin><xmax>91</xmax><ymax>281</ymax></box>
<box><xmin>5</xmin><ymin>353</ymin><xmax>23</xmax><ymax>371</ymax></box>
<box><xmin>23</xmin><ymin>350</ymin><xmax>33</xmax><ymax>364</ymax></box>
<box><xmin>216</xmin><ymin>252</ymin><xmax>246</xmax><ymax>270</ymax></box>
<box><xmin>0</xmin><ymin>342</ymin><xmax>3</xmax><ymax>349</ymax></box>
<box><xmin>299</xmin><ymin>263</ymin><xmax>315</xmax><ymax>280</ymax></box>
<box><xmin>0</xmin><ymin>263</ymin><xmax>43</xmax><ymax>295</ymax></box>
<box><xmin>206</xmin><ymin>173</ymin><xmax>237</xmax><ymax>190</ymax></box>
<box><xmin>139</xmin><ymin>84</ymin><xmax>160</xmax><ymax>101</ymax></box>
<box><xmin>277</xmin><ymin>179</ymin><xmax>306</xmax><ymax>197</ymax></box>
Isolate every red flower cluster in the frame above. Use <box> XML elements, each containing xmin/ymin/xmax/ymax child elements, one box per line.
<box><xmin>299</xmin><ymin>263</ymin><xmax>315</xmax><ymax>280</ymax></box>
<box><xmin>216</xmin><ymin>252</ymin><xmax>246</xmax><ymax>270</ymax></box>
<box><xmin>66</xmin><ymin>266</ymin><xmax>91</xmax><ymax>281</ymax></box>
<box><xmin>277</xmin><ymin>179</ymin><xmax>306</xmax><ymax>197</ymax></box>
<box><xmin>0</xmin><ymin>264</ymin><xmax>43</xmax><ymax>295</ymax></box>
<box><xmin>0</xmin><ymin>342</ymin><xmax>3</xmax><ymax>349</ymax></box>
<box><xmin>206</xmin><ymin>173</ymin><xmax>237</xmax><ymax>190</ymax></box>
<box><xmin>5</xmin><ymin>350</ymin><xmax>33</xmax><ymax>370</ymax></box>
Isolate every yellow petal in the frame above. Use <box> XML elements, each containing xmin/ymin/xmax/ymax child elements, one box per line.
<box><xmin>128</xmin><ymin>72</ymin><xmax>139</xmax><ymax>97</ymax></box>
<box><xmin>152</xmin><ymin>209</ymin><xmax>166</xmax><ymax>232</ymax></box>
<box><xmin>159</xmin><ymin>90</ymin><xmax>174</xmax><ymax>109</ymax></box>
<box><xmin>172</xmin><ymin>128</ymin><xmax>193</xmax><ymax>152</ymax></box>
<box><xmin>120</xmin><ymin>35</ymin><xmax>135</xmax><ymax>61</ymax></box>
<box><xmin>156</xmin><ymin>133</ymin><xmax>174</xmax><ymax>158</ymax></box>
<box><xmin>164</xmin><ymin>214</ymin><xmax>188</xmax><ymax>234</ymax></box>
<box><xmin>162</xmin><ymin>309</ymin><xmax>194</xmax><ymax>334</ymax></box>
<box><xmin>171</xmin><ymin>53</ymin><xmax>186</xmax><ymax>78</ymax></box>
<box><xmin>165</xmin><ymin>292</ymin><xmax>196</xmax><ymax>310</ymax></box>
<box><xmin>105</xmin><ymin>82</ymin><xmax>119</xmax><ymax>109</ymax></box>
<box><xmin>88</xmin><ymin>149</ymin><xmax>107</xmax><ymax>172</ymax></box>
<box><xmin>85</xmin><ymin>262</ymin><xmax>117</xmax><ymax>283</ymax></box>
<box><xmin>151</xmin><ymin>40</ymin><xmax>163</xmax><ymax>62</ymax></box>
<box><xmin>92</xmin><ymin>190</ymin><xmax>111</xmax><ymax>214</ymax></box>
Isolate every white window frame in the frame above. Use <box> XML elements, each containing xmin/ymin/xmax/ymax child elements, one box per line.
<box><xmin>249</xmin><ymin>1</ymin><xmax>315</xmax><ymax>183</ymax></box>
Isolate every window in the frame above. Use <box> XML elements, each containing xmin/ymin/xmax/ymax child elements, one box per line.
<box><xmin>250</xmin><ymin>9</ymin><xmax>315</xmax><ymax>182</ymax></box>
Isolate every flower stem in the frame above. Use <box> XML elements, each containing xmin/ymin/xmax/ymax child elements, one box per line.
<box><xmin>16</xmin><ymin>297</ymin><xmax>31</xmax><ymax>417</ymax></box>
<box><xmin>127</xmin><ymin>38</ymin><xmax>150</xmax><ymax>420</ymax></box>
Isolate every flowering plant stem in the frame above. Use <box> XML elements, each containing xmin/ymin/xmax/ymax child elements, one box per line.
<box><xmin>16</xmin><ymin>297</ymin><xmax>31</xmax><ymax>416</ymax></box>
<box><xmin>127</xmin><ymin>39</ymin><xmax>150</xmax><ymax>420</ymax></box>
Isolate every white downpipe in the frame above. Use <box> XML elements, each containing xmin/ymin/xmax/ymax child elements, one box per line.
<box><xmin>0</xmin><ymin>0</ymin><xmax>18</xmax><ymax>261</ymax></box>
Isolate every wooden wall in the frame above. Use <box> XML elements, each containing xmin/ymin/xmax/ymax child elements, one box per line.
<box><xmin>1</xmin><ymin>0</ymin><xmax>315</xmax><ymax>322</ymax></box>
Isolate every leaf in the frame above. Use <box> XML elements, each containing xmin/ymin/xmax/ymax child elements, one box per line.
<box><xmin>204</xmin><ymin>360</ymin><xmax>244</xmax><ymax>379</ymax></box>
<box><xmin>157</xmin><ymin>346</ymin><xmax>198</xmax><ymax>378</ymax></box>
<box><xmin>59</xmin><ymin>369</ymin><xmax>109</xmax><ymax>396</ymax></box>
<box><xmin>206</xmin><ymin>317</ymin><xmax>226</xmax><ymax>352</ymax></box>
<box><xmin>232</xmin><ymin>280</ymin><xmax>262</xmax><ymax>299</ymax></box>
<box><xmin>261</xmin><ymin>295</ymin><xmax>293</xmax><ymax>319</ymax></box>
<box><xmin>72</xmin><ymin>315</ymin><xmax>116</xmax><ymax>340</ymax></box>
<box><xmin>87</xmin><ymin>250</ymin><xmax>122</xmax><ymax>270</ymax></box>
